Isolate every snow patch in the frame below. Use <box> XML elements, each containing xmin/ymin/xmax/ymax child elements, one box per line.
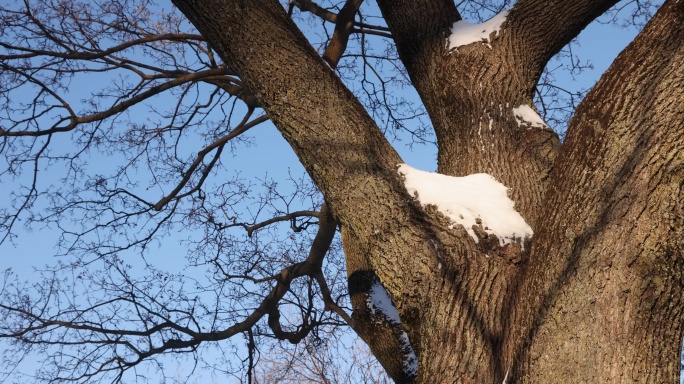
<box><xmin>367</xmin><ymin>281</ymin><xmax>418</xmax><ymax>378</ymax></box>
<box><xmin>368</xmin><ymin>281</ymin><xmax>401</xmax><ymax>324</ymax></box>
<box><xmin>512</xmin><ymin>105</ymin><xmax>549</xmax><ymax>129</ymax></box>
<box><xmin>397</xmin><ymin>164</ymin><xmax>533</xmax><ymax>247</ymax></box>
<box><xmin>448</xmin><ymin>10</ymin><xmax>509</xmax><ymax>51</ymax></box>
<box><xmin>399</xmin><ymin>331</ymin><xmax>418</xmax><ymax>376</ymax></box>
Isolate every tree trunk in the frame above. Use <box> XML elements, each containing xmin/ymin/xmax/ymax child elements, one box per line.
<box><xmin>172</xmin><ymin>0</ymin><xmax>684</xmax><ymax>382</ymax></box>
<box><xmin>508</xmin><ymin>0</ymin><xmax>684</xmax><ymax>381</ymax></box>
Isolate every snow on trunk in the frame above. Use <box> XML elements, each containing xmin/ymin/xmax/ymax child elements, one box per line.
<box><xmin>367</xmin><ymin>281</ymin><xmax>418</xmax><ymax>377</ymax></box>
<box><xmin>397</xmin><ymin>164</ymin><xmax>533</xmax><ymax>247</ymax></box>
<box><xmin>448</xmin><ymin>10</ymin><xmax>509</xmax><ymax>51</ymax></box>
<box><xmin>368</xmin><ymin>281</ymin><xmax>402</xmax><ymax>324</ymax></box>
<box><xmin>512</xmin><ymin>104</ymin><xmax>549</xmax><ymax>129</ymax></box>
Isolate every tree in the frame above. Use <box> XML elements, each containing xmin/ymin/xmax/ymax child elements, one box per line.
<box><xmin>0</xmin><ymin>0</ymin><xmax>682</xmax><ymax>382</ymax></box>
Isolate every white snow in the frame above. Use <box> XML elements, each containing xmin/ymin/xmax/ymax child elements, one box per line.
<box><xmin>512</xmin><ymin>105</ymin><xmax>549</xmax><ymax>129</ymax></box>
<box><xmin>448</xmin><ymin>10</ymin><xmax>509</xmax><ymax>51</ymax></box>
<box><xmin>399</xmin><ymin>331</ymin><xmax>418</xmax><ymax>376</ymax></box>
<box><xmin>368</xmin><ymin>281</ymin><xmax>401</xmax><ymax>324</ymax></box>
<box><xmin>367</xmin><ymin>281</ymin><xmax>418</xmax><ymax>377</ymax></box>
<box><xmin>397</xmin><ymin>164</ymin><xmax>533</xmax><ymax>247</ymax></box>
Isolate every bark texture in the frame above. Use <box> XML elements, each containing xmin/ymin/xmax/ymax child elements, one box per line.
<box><xmin>171</xmin><ymin>0</ymin><xmax>684</xmax><ymax>382</ymax></box>
<box><xmin>171</xmin><ymin>1</ymin><xmax>443</xmax><ymax>380</ymax></box>
<box><xmin>509</xmin><ymin>1</ymin><xmax>684</xmax><ymax>381</ymax></box>
<box><xmin>376</xmin><ymin>0</ymin><xmax>618</xmax><ymax>224</ymax></box>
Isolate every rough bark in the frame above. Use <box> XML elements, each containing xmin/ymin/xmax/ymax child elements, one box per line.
<box><xmin>171</xmin><ymin>0</ymin><xmax>683</xmax><ymax>383</ymax></box>
<box><xmin>376</xmin><ymin>0</ymin><xmax>619</xmax><ymax>224</ymax></box>
<box><xmin>170</xmin><ymin>1</ymin><xmax>445</xmax><ymax>381</ymax></box>
<box><xmin>508</xmin><ymin>0</ymin><xmax>684</xmax><ymax>381</ymax></box>
<box><xmin>372</xmin><ymin>1</ymin><xmax>645</xmax><ymax>382</ymax></box>
<box><xmin>342</xmin><ymin>228</ymin><xmax>418</xmax><ymax>382</ymax></box>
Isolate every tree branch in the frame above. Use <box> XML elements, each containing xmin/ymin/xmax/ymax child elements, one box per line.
<box><xmin>153</xmin><ymin>113</ymin><xmax>268</xmax><ymax>211</ymax></box>
<box><xmin>376</xmin><ymin>0</ymin><xmax>459</xmax><ymax>76</ymax></box>
<box><xmin>322</xmin><ymin>0</ymin><xmax>364</xmax><ymax>68</ymax></box>
<box><xmin>506</xmin><ymin>0</ymin><xmax>621</xmax><ymax>86</ymax></box>
<box><xmin>0</xmin><ymin>202</ymin><xmax>343</xmax><ymax>381</ymax></box>
<box><xmin>1</xmin><ymin>67</ymin><xmax>240</xmax><ymax>137</ymax></box>
<box><xmin>172</xmin><ymin>0</ymin><xmax>444</xmax><ymax>335</ymax></box>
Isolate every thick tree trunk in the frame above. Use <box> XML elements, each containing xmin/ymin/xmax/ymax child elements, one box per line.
<box><xmin>376</xmin><ymin>0</ymin><xmax>618</xmax><ymax>222</ymax></box>
<box><xmin>373</xmin><ymin>0</ymin><xmax>624</xmax><ymax>382</ymax></box>
<box><xmin>170</xmin><ymin>1</ymin><xmax>447</xmax><ymax>381</ymax></box>
<box><xmin>172</xmin><ymin>0</ymin><xmax>684</xmax><ymax>382</ymax></box>
<box><xmin>508</xmin><ymin>1</ymin><xmax>684</xmax><ymax>381</ymax></box>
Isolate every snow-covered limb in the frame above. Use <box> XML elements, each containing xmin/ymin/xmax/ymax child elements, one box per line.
<box><xmin>448</xmin><ymin>10</ymin><xmax>509</xmax><ymax>51</ymax></box>
<box><xmin>368</xmin><ymin>281</ymin><xmax>401</xmax><ymax>325</ymax></box>
<box><xmin>512</xmin><ymin>105</ymin><xmax>550</xmax><ymax>129</ymax></box>
<box><xmin>367</xmin><ymin>280</ymin><xmax>418</xmax><ymax>378</ymax></box>
<box><xmin>397</xmin><ymin>164</ymin><xmax>533</xmax><ymax>247</ymax></box>
<box><xmin>399</xmin><ymin>331</ymin><xmax>418</xmax><ymax>376</ymax></box>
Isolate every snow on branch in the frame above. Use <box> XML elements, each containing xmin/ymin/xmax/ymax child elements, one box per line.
<box><xmin>367</xmin><ymin>280</ymin><xmax>418</xmax><ymax>377</ymax></box>
<box><xmin>448</xmin><ymin>10</ymin><xmax>509</xmax><ymax>51</ymax></box>
<box><xmin>512</xmin><ymin>104</ymin><xmax>550</xmax><ymax>129</ymax></box>
<box><xmin>368</xmin><ymin>281</ymin><xmax>402</xmax><ymax>325</ymax></box>
<box><xmin>397</xmin><ymin>164</ymin><xmax>533</xmax><ymax>247</ymax></box>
